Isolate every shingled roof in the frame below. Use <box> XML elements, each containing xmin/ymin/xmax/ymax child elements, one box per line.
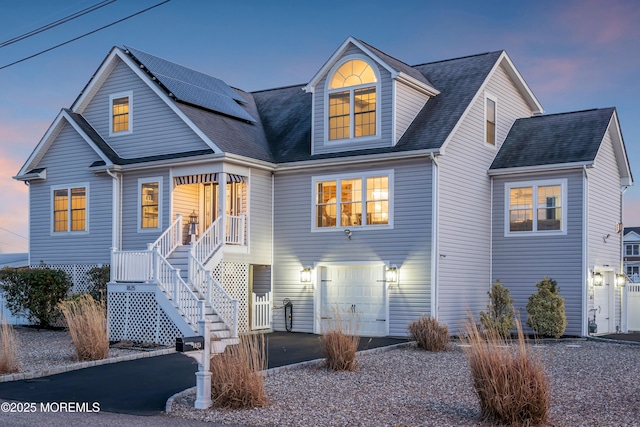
<box><xmin>490</xmin><ymin>108</ymin><xmax>615</xmax><ymax>170</ymax></box>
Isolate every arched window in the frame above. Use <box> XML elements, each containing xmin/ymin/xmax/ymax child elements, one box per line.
<box><xmin>328</xmin><ymin>59</ymin><xmax>377</xmax><ymax>141</ymax></box>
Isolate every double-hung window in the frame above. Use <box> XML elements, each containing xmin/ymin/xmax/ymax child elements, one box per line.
<box><xmin>138</xmin><ymin>177</ymin><xmax>162</xmax><ymax>231</ymax></box>
<box><xmin>52</xmin><ymin>184</ymin><xmax>88</xmax><ymax>233</ymax></box>
<box><xmin>327</xmin><ymin>58</ymin><xmax>378</xmax><ymax>141</ymax></box>
<box><xmin>109</xmin><ymin>91</ymin><xmax>132</xmax><ymax>136</ymax></box>
<box><xmin>506</xmin><ymin>179</ymin><xmax>566</xmax><ymax>235</ymax></box>
<box><xmin>485</xmin><ymin>93</ymin><xmax>497</xmax><ymax>145</ymax></box>
<box><xmin>314</xmin><ymin>171</ymin><xmax>392</xmax><ymax>230</ymax></box>
<box><xmin>626</xmin><ymin>244</ymin><xmax>640</xmax><ymax>256</ymax></box>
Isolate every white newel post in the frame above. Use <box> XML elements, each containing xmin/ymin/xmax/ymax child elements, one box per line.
<box><xmin>194</xmin><ymin>319</ymin><xmax>212</xmax><ymax>410</ymax></box>
<box><xmin>218</xmin><ymin>172</ymin><xmax>227</xmax><ymax>246</ymax></box>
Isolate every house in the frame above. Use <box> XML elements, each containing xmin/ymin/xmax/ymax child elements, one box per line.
<box><xmin>13</xmin><ymin>37</ymin><xmax>633</xmax><ymax>345</ymax></box>
<box><xmin>623</xmin><ymin>227</ymin><xmax>640</xmax><ymax>282</ymax></box>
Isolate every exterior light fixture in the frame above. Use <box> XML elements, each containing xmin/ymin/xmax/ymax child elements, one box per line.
<box><xmin>593</xmin><ymin>272</ymin><xmax>603</xmax><ymax>286</ymax></box>
<box><xmin>188</xmin><ymin>210</ymin><xmax>199</xmax><ymax>243</ymax></box>
<box><xmin>386</xmin><ymin>265</ymin><xmax>398</xmax><ymax>284</ymax></box>
<box><xmin>616</xmin><ymin>273</ymin><xmax>627</xmax><ymax>287</ymax></box>
<box><xmin>189</xmin><ymin>210</ymin><xmax>199</xmax><ymax>225</ymax></box>
<box><xmin>300</xmin><ymin>267</ymin><xmax>312</xmax><ymax>283</ymax></box>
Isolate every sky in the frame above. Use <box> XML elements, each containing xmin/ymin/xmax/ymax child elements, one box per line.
<box><xmin>0</xmin><ymin>0</ymin><xmax>639</xmax><ymax>253</ymax></box>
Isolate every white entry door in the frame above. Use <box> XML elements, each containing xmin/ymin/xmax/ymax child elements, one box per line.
<box><xmin>320</xmin><ymin>265</ymin><xmax>387</xmax><ymax>336</ymax></box>
<box><xmin>593</xmin><ymin>272</ymin><xmax>613</xmax><ymax>334</ymax></box>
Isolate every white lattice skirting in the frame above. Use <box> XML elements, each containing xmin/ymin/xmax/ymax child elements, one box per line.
<box><xmin>215</xmin><ymin>262</ymin><xmax>250</xmax><ymax>333</ymax></box>
<box><xmin>34</xmin><ymin>263</ymin><xmax>106</xmax><ymax>294</ymax></box>
<box><xmin>108</xmin><ymin>284</ymin><xmax>183</xmax><ymax>345</ymax></box>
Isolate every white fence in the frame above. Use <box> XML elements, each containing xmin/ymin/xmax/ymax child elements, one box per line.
<box><xmin>625</xmin><ymin>284</ymin><xmax>640</xmax><ymax>331</ymax></box>
<box><xmin>251</xmin><ymin>292</ymin><xmax>271</xmax><ymax>330</ymax></box>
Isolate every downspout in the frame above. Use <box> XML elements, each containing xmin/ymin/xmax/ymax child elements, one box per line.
<box><xmin>489</xmin><ymin>175</ymin><xmax>493</xmax><ymax>285</ymax></box>
<box><xmin>106</xmin><ymin>168</ymin><xmax>121</xmax><ymax>250</ymax></box>
<box><xmin>24</xmin><ymin>181</ymin><xmax>31</xmax><ymax>267</ymax></box>
<box><xmin>583</xmin><ymin>166</ymin><xmax>590</xmax><ymax>336</ymax></box>
<box><xmin>620</xmin><ymin>184</ymin><xmax>630</xmax><ymax>332</ymax></box>
<box><xmin>271</xmin><ymin>172</ymin><xmax>275</xmax><ymax>295</ymax></box>
<box><xmin>429</xmin><ymin>153</ymin><xmax>439</xmax><ymax>319</ymax></box>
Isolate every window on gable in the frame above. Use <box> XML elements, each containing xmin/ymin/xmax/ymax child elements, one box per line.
<box><xmin>485</xmin><ymin>94</ymin><xmax>497</xmax><ymax>145</ymax></box>
<box><xmin>328</xmin><ymin>59</ymin><xmax>377</xmax><ymax>141</ymax></box>
<box><xmin>506</xmin><ymin>180</ymin><xmax>566</xmax><ymax>235</ymax></box>
<box><xmin>53</xmin><ymin>185</ymin><xmax>87</xmax><ymax>233</ymax></box>
<box><xmin>314</xmin><ymin>171</ymin><xmax>392</xmax><ymax>230</ymax></box>
<box><xmin>626</xmin><ymin>244</ymin><xmax>640</xmax><ymax>256</ymax></box>
<box><xmin>109</xmin><ymin>91</ymin><xmax>132</xmax><ymax>135</ymax></box>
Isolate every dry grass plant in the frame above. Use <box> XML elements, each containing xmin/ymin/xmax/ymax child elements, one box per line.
<box><xmin>0</xmin><ymin>319</ymin><xmax>19</xmax><ymax>374</ymax></box>
<box><xmin>461</xmin><ymin>314</ymin><xmax>549</xmax><ymax>426</ymax></box>
<box><xmin>210</xmin><ymin>333</ymin><xmax>268</xmax><ymax>409</ymax></box>
<box><xmin>58</xmin><ymin>294</ymin><xmax>109</xmax><ymax>361</ymax></box>
<box><xmin>320</xmin><ymin>309</ymin><xmax>360</xmax><ymax>371</ymax></box>
<box><xmin>408</xmin><ymin>315</ymin><xmax>449</xmax><ymax>351</ymax></box>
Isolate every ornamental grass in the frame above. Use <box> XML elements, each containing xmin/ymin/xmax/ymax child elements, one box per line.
<box><xmin>320</xmin><ymin>310</ymin><xmax>360</xmax><ymax>371</ymax></box>
<box><xmin>408</xmin><ymin>315</ymin><xmax>449</xmax><ymax>351</ymax></box>
<box><xmin>461</xmin><ymin>314</ymin><xmax>549</xmax><ymax>426</ymax></box>
<box><xmin>58</xmin><ymin>294</ymin><xmax>109</xmax><ymax>361</ymax></box>
<box><xmin>0</xmin><ymin>319</ymin><xmax>19</xmax><ymax>374</ymax></box>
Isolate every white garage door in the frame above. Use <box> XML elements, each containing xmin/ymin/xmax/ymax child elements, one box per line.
<box><xmin>320</xmin><ymin>265</ymin><xmax>387</xmax><ymax>336</ymax></box>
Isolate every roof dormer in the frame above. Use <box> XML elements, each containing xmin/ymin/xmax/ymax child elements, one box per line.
<box><xmin>305</xmin><ymin>37</ymin><xmax>439</xmax><ymax>156</ymax></box>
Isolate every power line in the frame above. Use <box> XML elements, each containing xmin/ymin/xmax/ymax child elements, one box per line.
<box><xmin>0</xmin><ymin>0</ymin><xmax>117</xmax><ymax>49</ymax></box>
<box><xmin>0</xmin><ymin>0</ymin><xmax>171</xmax><ymax>71</ymax></box>
<box><xmin>0</xmin><ymin>227</ymin><xmax>27</xmax><ymax>240</ymax></box>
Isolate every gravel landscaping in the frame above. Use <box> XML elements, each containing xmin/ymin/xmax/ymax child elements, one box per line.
<box><xmin>168</xmin><ymin>339</ymin><xmax>640</xmax><ymax>427</ymax></box>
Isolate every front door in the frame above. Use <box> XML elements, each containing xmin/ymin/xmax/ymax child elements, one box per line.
<box><xmin>319</xmin><ymin>265</ymin><xmax>387</xmax><ymax>336</ymax></box>
<box><xmin>593</xmin><ymin>271</ymin><xmax>613</xmax><ymax>334</ymax></box>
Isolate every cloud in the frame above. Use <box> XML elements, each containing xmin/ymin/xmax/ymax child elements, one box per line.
<box><xmin>0</xmin><ymin>150</ymin><xmax>29</xmax><ymax>253</ymax></box>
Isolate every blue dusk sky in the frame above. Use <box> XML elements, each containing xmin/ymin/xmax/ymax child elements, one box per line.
<box><xmin>0</xmin><ymin>0</ymin><xmax>639</xmax><ymax>253</ymax></box>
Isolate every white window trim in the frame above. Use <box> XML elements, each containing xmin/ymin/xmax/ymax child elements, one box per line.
<box><xmin>311</xmin><ymin>169</ymin><xmax>394</xmax><ymax>232</ymax></box>
<box><xmin>626</xmin><ymin>244</ymin><xmax>640</xmax><ymax>256</ymax></box>
<box><xmin>504</xmin><ymin>178</ymin><xmax>567</xmax><ymax>237</ymax></box>
<box><xmin>324</xmin><ymin>54</ymin><xmax>381</xmax><ymax>145</ymax></box>
<box><xmin>109</xmin><ymin>91</ymin><xmax>133</xmax><ymax>137</ymax></box>
<box><xmin>484</xmin><ymin>92</ymin><xmax>498</xmax><ymax>148</ymax></box>
<box><xmin>50</xmin><ymin>182</ymin><xmax>90</xmax><ymax>235</ymax></box>
<box><xmin>138</xmin><ymin>177</ymin><xmax>163</xmax><ymax>233</ymax></box>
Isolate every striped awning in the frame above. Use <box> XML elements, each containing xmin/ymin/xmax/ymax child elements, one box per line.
<box><xmin>174</xmin><ymin>173</ymin><xmax>246</xmax><ymax>186</ymax></box>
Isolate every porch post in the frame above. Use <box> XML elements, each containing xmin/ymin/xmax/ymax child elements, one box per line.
<box><xmin>218</xmin><ymin>172</ymin><xmax>227</xmax><ymax>246</ymax></box>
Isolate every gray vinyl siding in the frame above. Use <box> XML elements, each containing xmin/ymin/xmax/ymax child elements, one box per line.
<box><xmin>312</xmin><ymin>45</ymin><xmax>393</xmax><ymax>155</ymax></box>
<box><xmin>81</xmin><ymin>57</ymin><xmax>210</xmax><ymax>159</ymax></box>
<box><xmin>28</xmin><ymin>122</ymin><xmax>112</xmax><ymax>264</ymax></box>
<box><xmin>492</xmin><ymin>171</ymin><xmax>584</xmax><ymax>336</ymax></box>
<box><xmin>394</xmin><ymin>82</ymin><xmax>430</xmax><ymax>144</ymax></box>
<box><xmin>587</xmin><ymin>126</ymin><xmax>624</xmax><ymax>329</ymax></box>
<box><xmin>121</xmin><ymin>169</ymin><xmax>171</xmax><ymax>250</ymax></box>
<box><xmin>436</xmin><ymin>64</ymin><xmax>534</xmax><ymax>332</ymax></box>
<box><xmin>272</xmin><ymin>158</ymin><xmax>432</xmax><ymax>336</ymax></box>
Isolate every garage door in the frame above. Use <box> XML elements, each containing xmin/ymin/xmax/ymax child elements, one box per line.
<box><xmin>320</xmin><ymin>265</ymin><xmax>387</xmax><ymax>336</ymax></box>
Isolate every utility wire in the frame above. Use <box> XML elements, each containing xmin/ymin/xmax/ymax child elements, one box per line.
<box><xmin>0</xmin><ymin>0</ymin><xmax>117</xmax><ymax>49</ymax></box>
<box><xmin>0</xmin><ymin>0</ymin><xmax>171</xmax><ymax>71</ymax></box>
<box><xmin>0</xmin><ymin>227</ymin><xmax>27</xmax><ymax>240</ymax></box>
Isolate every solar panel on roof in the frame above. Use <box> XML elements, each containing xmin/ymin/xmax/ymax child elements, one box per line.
<box><xmin>124</xmin><ymin>46</ymin><xmax>255</xmax><ymax>123</ymax></box>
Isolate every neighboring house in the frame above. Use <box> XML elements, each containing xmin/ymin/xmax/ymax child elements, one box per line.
<box><xmin>13</xmin><ymin>37</ymin><xmax>633</xmax><ymax>344</ymax></box>
<box><xmin>623</xmin><ymin>227</ymin><xmax>640</xmax><ymax>282</ymax></box>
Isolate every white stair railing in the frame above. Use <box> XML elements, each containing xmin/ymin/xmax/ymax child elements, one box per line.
<box><xmin>110</xmin><ymin>248</ymin><xmax>154</xmax><ymax>282</ymax></box>
<box><xmin>154</xmin><ymin>247</ymin><xmax>204</xmax><ymax>329</ymax></box>
<box><xmin>151</xmin><ymin>214</ymin><xmax>183</xmax><ymax>258</ymax></box>
<box><xmin>226</xmin><ymin>215</ymin><xmax>245</xmax><ymax>245</ymax></box>
<box><xmin>193</xmin><ymin>216</ymin><xmax>221</xmax><ymax>265</ymax></box>
<box><xmin>189</xmin><ymin>251</ymin><xmax>238</xmax><ymax>338</ymax></box>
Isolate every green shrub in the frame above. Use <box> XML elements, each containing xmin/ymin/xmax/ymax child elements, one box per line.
<box><xmin>408</xmin><ymin>315</ymin><xmax>449</xmax><ymax>351</ymax></box>
<box><xmin>0</xmin><ymin>266</ymin><xmax>71</xmax><ymax>328</ymax></box>
<box><xmin>87</xmin><ymin>265</ymin><xmax>110</xmax><ymax>303</ymax></box>
<box><xmin>526</xmin><ymin>277</ymin><xmax>567</xmax><ymax>338</ymax></box>
<box><xmin>479</xmin><ymin>280</ymin><xmax>515</xmax><ymax>337</ymax></box>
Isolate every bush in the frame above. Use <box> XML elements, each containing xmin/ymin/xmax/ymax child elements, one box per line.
<box><xmin>408</xmin><ymin>315</ymin><xmax>449</xmax><ymax>351</ymax></box>
<box><xmin>320</xmin><ymin>311</ymin><xmax>360</xmax><ymax>371</ymax></box>
<box><xmin>0</xmin><ymin>266</ymin><xmax>71</xmax><ymax>328</ymax></box>
<box><xmin>461</xmin><ymin>315</ymin><xmax>550</xmax><ymax>425</ymax></box>
<box><xmin>479</xmin><ymin>280</ymin><xmax>515</xmax><ymax>338</ymax></box>
<box><xmin>526</xmin><ymin>277</ymin><xmax>567</xmax><ymax>338</ymax></box>
<box><xmin>210</xmin><ymin>334</ymin><xmax>268</xmax><ymax>408</ymax></box>
<box><xmin>86</xmin><ymin>265</ymin><xmax>110</xmax><ymax>304</ymax></box>
<box><xmin>0</xmin><ymin>321</ymin><xmax>19</xmax><ymax>374</ymax></box>
<box><xmin>58</xmin><ymin>294</ymin><xmax>109</xmax><ymax>361</ymax></box>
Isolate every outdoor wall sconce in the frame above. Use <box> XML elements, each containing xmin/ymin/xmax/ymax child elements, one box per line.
<box><xmin>189</xmin><ymin>210</ymin><xmax>199</xmax><ymax>225</ymax></box>
<box><xmin>386</xmin><ymin>265</ymin><xmax>398</xmax><ymax>284</ymax></box>
<box><xmin>300</xmin><ymin>267</ymin><xmax>312</xmax><ymax>283</ymax></box>
<box><xmin>593</xmin><ymin>272</ymin><xmax>603</xmax><ymax>286</ymax></box>
<box><xmin>616</xmin><ymin>273</ymin><xmax>627</xmax><ymax>287</ymax></box>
